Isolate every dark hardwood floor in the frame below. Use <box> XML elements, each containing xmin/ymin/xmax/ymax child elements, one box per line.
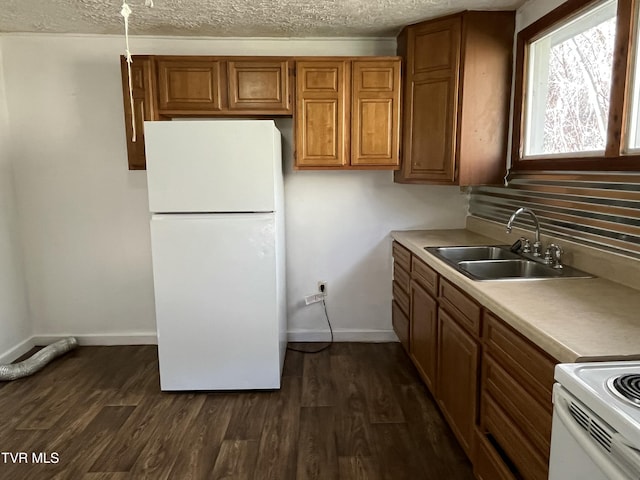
<box><xmin>0</xmin><ymin>343</ymin><xmax>474</xmax><ymax>479</ymax></box>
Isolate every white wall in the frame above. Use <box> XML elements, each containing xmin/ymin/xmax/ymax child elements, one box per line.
<box><xmin>0</xmin><ymin>38</ymin><xmax>31</xmax><ymax>360</ymax></box>
<box><xmin>276</xmin><ymin>118</ymin><xmax>467</xmax><ymax>340</ymax></box>
<box><xmin>1</xmin><ymin>34</ymin><xmax>468</xmax><ymax>344</ymax></box>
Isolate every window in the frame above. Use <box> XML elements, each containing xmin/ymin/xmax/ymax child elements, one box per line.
<box><xmin>512</xmin><ymin>0</ymin><xmax>640</xmax><ymax>171</ymax></box>
<box><xmin>525</xmin><ymin>0</ymin><xmax>617</xmax><ymax>157</ymax></box>
<box><xmin>627</xmin><ymin>4</ymin><xmax>640</xmax><ymax>152</ymax></box>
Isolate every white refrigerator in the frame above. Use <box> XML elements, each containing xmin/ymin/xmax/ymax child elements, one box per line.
<box><xmin>144</xmin><ymin>120</ymin><xmax>287</xmax><ymax>391</ymax></box>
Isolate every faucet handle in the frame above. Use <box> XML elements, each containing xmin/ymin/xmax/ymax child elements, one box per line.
<box><xmin>521</xmin><ymin>237</ymin><xmax>532</xmax><ymax>253</ymax></box>
<box><xmin>532</xmin><ymin>240</ymin><xmax>543</xmax><ymax>257</ymax></box>
<box><xmin>544</xmin><ymin>247</ymin><xmax>553</xmax><ymax>264</ymax></box>
<box><xmin>545</xmin><ymin>244</ymin><xmax>563</xmax><ymax>269</ymax></box>
<box><xmin>509</xmin><ymin>237</ymin><xmax>523</xmax><ymax>253</ymax></box>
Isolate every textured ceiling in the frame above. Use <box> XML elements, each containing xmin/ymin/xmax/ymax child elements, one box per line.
<box><xmin>0</xmin><ymin>0</ymin><xmax>524</xmax><ymax>37</ymax></box>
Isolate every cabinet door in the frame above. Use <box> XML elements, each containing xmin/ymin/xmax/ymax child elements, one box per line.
<box><xmin>396</xmin><ymin>17</ymin><xmax>461</xmax><ymax>183</ymax></box>
<box><xmin>410</xmin><ymin>280</ymin><xmax>438</xmax><ymax>394</ymax></box>
<box><xmin>437</xmin><ymin>307</ymin><xmax>479</xmax><ymax>456</ymax></box>
<box><xmin>227</xmin><ymin>60</ymin><xmax>291</xmax><ymax>113</ymax></box>
<box><xmin>157</xmin><ymin>58</ymin><xmax>223</xmax><ymax>112</ymax></box>
<box><xmin>295</xmin><ymin>61</ymin><xmax>348</xmax><ymax>168</ymax></box>
<box><xmin>351</xmin><ymin>60</ymin><xmax>401</xmax><ymax>167</ymax></box>
<box><xmin>120</xmin><ymin>56</ymin><xmax>157</xmax><ymax>170</ymax></box>
<box><xmin>457</xmin><ymin>12</ymin><xmax>514</xmax><ymax>186</ymax></box>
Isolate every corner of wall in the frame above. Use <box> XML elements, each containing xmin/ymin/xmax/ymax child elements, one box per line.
<box><xmin>0</xmin><ymin>37</ymin><xmax>33</xmax><ymax>362</ymax></box>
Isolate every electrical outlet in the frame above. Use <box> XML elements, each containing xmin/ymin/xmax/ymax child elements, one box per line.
<box><xmin>304</xmin><ymin>293</ymin><xmax>324</xmax><ymax>305</ymax></box>
<box><xmin>318</xmin><ymin>281</ymin><xmax>327</xmax><ymax>295</ymax></box>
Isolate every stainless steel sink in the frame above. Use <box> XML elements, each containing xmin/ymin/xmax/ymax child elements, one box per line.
<box><xmin>426</xmin><ymin>245</ymin><xmax>520</xmax><ymax>263</ymax></box>
<box><xmin>457</xmin><ymin>259</ymin><xmax>552</xmax><ymax>280</ymax></box>
<box><xmin>425</xmin><ymin>245</ymin><xmax>593</xmax><ymax>281</ymax></box>
<box><xmin>457</xmin><ymin>259</ymin><xmax>593</xmax><ymax>281</ymax></box>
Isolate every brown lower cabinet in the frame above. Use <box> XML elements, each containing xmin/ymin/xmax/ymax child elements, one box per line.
<box><xmin>437</xmin><ymin>306</ymin><xmax>479</xmax><ymax>457</ymax></box>
<box><xmin>481</xmin><ymin>395</ymin><xmax>548</xmax><ymax>480</ymax></box>
<box><xmin>409</xmin><ymin>280</ymin><xmax>438</xmax><ymax>392</ymax></box>
<box><xmin>391</xmin><ymin>300</ymin><xmax>410</xmax><ymax>352</ymax></box>
<box><xmin>473</xmin><ymin>430</ymin><xmax>516</xmax><ymax>480</ymax></box>
<box><xmin>392</xmin><ymin>242</ymin><xmax>411</xmax><ymax>352</ymax></box>
<box><xmin>477</xmin><ymin>312</ymin><xmax>557</xmax><ymax>480</ymax></box>
<box><xmin>390</xmin><ymin>243</ymin><xmax>558</xmax><ymax>479</ymax></box>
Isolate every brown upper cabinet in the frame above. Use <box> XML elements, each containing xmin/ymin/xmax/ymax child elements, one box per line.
<box><xmin>227</xmin><ymin>60</ymin><xmax>290</xmax><ymax>112</ymax></box>
<box><xmin>155</xmin><ymin>56</ymin><xmax>292</xmax><ymax>115</ymax></box>
<box><xmin>295</xmin><ymin>60</ymin><xmax>348</xmax><ymax>168</ymax></box>
<box><xmin>395</xmin><ymin>11</ymin><xmax>515</xmax><ymax>185</ymax></box>
<box><xmin>157</xmin><ymin>57</ymin><xmax>224</xmax><ymax>113</ymax></box>
<box><xmin>120</xmin><ymin>56</ymin><xmax>293</xmax><ymax>169</ymax></box>
<box><xmin>295</xmin><ymin>58</ymin><xmax>401</xmax><ymax>170</ymax></box>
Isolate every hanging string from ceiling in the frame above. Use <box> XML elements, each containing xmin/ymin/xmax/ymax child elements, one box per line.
<box><xmin>121</xmin><ymin>0</ymin><xmax>154</xmax><ymax>143</ymax></box>
<box><xmin>121</xmin><ymin>1</ymin><xmax>135</xmax><ymax>142</ymax></box>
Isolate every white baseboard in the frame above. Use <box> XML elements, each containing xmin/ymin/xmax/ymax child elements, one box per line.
<box><xmin>2</xmin><ymin>330</ymin><xmax>392</xmax><ymax>362</ymax></box>
<box><xmin>32</xmin><ymin>333</ymin><xmax>158</xmax><ymax>346</ymax></box>
<box><xmin>0</xmin><ymin>337</ymin><xmax>36</xmax><ymax>364</ymax></box>
<box><xmin>287</xmin><ymin>329</ymin><xmax>398</xmax><ymax>343</ymax></box>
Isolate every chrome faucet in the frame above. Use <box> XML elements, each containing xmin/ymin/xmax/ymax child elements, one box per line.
<box><xmin>506</xmin><ymin>207</ymin><xmax>542</xmax><ymax>257</ymax></box>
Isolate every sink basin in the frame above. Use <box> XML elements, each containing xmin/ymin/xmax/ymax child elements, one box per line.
<box><xmin>426</xmin><ymin>245</ymin><xmax>520</xmax><ymax>263</ymax></box>
<box><xmin>425</xmin><ymin>245</ymin><xmax>593</xmax><ymax>281</ymax></box>
<box><xmin>457</xmin><ymin>259</ymin><xmax>592</xmax><ymax>281</ymax></box>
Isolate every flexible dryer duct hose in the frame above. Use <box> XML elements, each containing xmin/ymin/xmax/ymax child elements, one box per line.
<box><xmin>0</xmin><ymin>337</ymin><xmax>78</xmax><ymax>381</ymax></box>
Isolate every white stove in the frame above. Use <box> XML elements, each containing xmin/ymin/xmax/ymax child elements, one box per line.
<box><xmin>550</xmin><ymin>361</ymin><xmax>640</xmax><ymax>480</ymax></box>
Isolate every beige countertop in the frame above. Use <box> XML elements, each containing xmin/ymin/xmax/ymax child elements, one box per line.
<box><xmin>391</xmin><ymin>229</ymin><xmax>640</xmax><ymax>364</ymax></box>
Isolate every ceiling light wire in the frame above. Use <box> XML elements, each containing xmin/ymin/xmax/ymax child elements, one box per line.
<box><xmin>120</xmin><ymin>0</ymin><xmax>136</xmax><ymax>142</ymax></box>
<box><xmin>120</xmin><ymin>0</ymin><xmax>154</xmax><ymax>144</ymax></box>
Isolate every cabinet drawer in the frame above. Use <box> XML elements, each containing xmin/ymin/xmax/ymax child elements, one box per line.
<box><xmin>438</xmin><ymin>278</ymin><xmax>481</xmax><ymax>337</ymax></box>
<box><xmin>392</xmin><ymin>300</ymin><xmax>410</xmax><ymax>352</ymax></box>
<box><xmin>393</xmin><ymin>264</ymin><xmax>410</xmax><ymax>294</ymax></box>
<box><xmin>483</xmin><ymin>312</ymin><xmax>556</xmax><ymax>411</ymax></box>
<box><xmin>482</xmin><ymin>356</ymin><xmax>551</xmax><ymax>457</ymax></box>
<box><xmin>474</xmin><ymin>430</ymin><xmax>516</xmax><ymax>480</ymax></box>
<box><xmin>483</xmin><ymin>394</ymin><xmax>548</xmax><ymax>480</ymax></box>
<box><xmin>411</xmin><ymin>256</ymin><xmax>438</xmax><ymax>296</ymax></box>
<box><xmin>392</xmin><ymin>241</ymin><xmax>411</xmax><ymax>272</ymax></box>
<box><xmin>393</xmin><ymin>281</ymin><xmax>410</xmax><ymax>317</ymax></box>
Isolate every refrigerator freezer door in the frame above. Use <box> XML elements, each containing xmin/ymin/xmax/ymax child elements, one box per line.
<box><xmin>150</xmin><ymin>213</ymin><xmax>282</xmax><ymax>390</ymax></box>
<box><xmin>145</xmin><ymin>120</ymin><xmax>280</xmax><ymax>213</ymax></box>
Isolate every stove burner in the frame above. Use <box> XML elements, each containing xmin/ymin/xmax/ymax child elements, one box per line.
<box><xmin>607</xmin><ymin>374</ymin><xmax>640</xmax><ymax>407</ymax></box>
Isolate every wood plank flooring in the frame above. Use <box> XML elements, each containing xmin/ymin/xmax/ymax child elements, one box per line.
<box><xmin>0</xmin><ymin>343</ymin><xmax>473</xmax><ymax>479</ymax></box>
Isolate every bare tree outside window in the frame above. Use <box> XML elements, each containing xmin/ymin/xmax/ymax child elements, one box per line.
<box><xmin>524</xmin><ymin>0</ymin><xmax>617</xmax><ymax>157</ymax></box>
<box><xmin>544</xmin><ymin>18</ymin><xmax>615</xmax><ymax>153</ymax></box>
